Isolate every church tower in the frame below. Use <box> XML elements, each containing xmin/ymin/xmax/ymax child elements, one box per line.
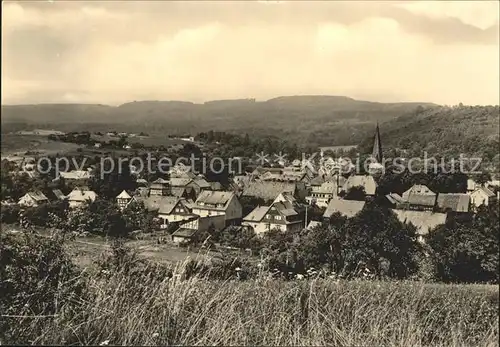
<box><xmin>372</xmin><ymin>122</ymin><xmax>383</xmax><ymax>163</ymax></box>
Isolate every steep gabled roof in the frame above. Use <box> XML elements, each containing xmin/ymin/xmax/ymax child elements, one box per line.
<box><xmin>323</xmin><ymin>199</ymin><xmax>365</xmax><ymax>218</ymax></box>
<box><xmin>473</xmin><ymin>186</ymin><xmax>496</xmax><ymax>198</ymax></box>
<box><xmin>116</xmin><ymin>190</ymin><xmax>132</xmax><ymax>199</ymax></box>
<box><xmin>402</xmin><ymin>185</ymin><xmax>435</xmax><ymax>199</ymax></box>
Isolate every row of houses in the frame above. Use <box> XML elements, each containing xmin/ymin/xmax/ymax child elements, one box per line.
<box><xmin>18</xmin><ymin>187</ymin><xmax>97</xmax><ymax>209</ymax></box>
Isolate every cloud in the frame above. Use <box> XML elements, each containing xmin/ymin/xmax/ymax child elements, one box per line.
<box><xmin>2</xmin><ymin>1</ymin><xmax>499</xmax><ymax>105</ymax></box>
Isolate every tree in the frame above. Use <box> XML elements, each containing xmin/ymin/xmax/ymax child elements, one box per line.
<box><xmin>343</xmin><ymin>185</ymin><xmax>366</xmax><ymax>201</ymax></box>
<box><xmin>65</xmin><ymin>198</ymin><xmax>130</xmax><ymax>237</ymax></box>
<box><xmin>426</xmin><ymin>204</ymin><xmax>499</xmax><ymax>284</ymax></box>
<box><xmin>342</xmin><ymin>202</ymin><xmax>421</xmax><ymax>279</ymax></box>
<box><xmin>121</xmin><ymin>200</ymin><xmax>158</xmax><ymax>233</ymax></box>
<box><xmin>0</xmin><ymin>204</ymin><xmax>20</xmax><ymax>224</ymax></box>
<box><xmin>475</xmin><ymin>171</ymin><xmax>492</xmax><ymax>187</ymax></box>
<box><xmin>218</xmin><ymin>226</ymin><xmax>263</xmax><ymax>251</ymax></box>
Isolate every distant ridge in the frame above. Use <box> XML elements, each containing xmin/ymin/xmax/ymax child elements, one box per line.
<box><xmin>1</xmin><ymin>95</ymin><xmax>439</xmax><ymax>146</ymax></box>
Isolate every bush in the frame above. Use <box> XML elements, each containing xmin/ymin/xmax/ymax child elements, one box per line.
<box><xmin>0</xmin><ymin>232</ymin><xmax>86</xmax><ymax>343</ymax></box>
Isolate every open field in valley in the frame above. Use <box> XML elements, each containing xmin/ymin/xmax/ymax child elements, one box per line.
<box><xmin>0</xmin><ymin>134</ymin><xmax>83</xmax><ymax>157</ymax></box>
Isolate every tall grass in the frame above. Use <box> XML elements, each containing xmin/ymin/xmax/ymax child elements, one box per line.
<box><xmin>1</xmin><ymin>234</ymin><xmax>499</xmax><ymax>346</ymax></box>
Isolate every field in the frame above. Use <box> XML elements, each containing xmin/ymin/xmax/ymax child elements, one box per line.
<box><xmin>65</xmin><ymin>235</ymin><xmax>214</xmax><ymax>267</ymax></box>
<box><xmin>0</xmin><ymin>134</ymin><xmax>82</xmax><ymax>157</ymax></box>
<box><xmin>1</xmin><ymin>231</ymin><xmax>499</xmax><ymax>346</ymax></box>
<box><xmin>92</xmin><ymin>134</ymin><xmax>191</xmax><ymax>148</ymax></box>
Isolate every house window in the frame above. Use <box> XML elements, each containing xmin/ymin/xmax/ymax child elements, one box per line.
<box><xmin>275</xmin><ymin>215</ymin><xmax>282</xmax><ymax>220</ymax></box>
<box><xmin>266</xmin><ymin>214</ymin><xmax>271</xmax><ymax>219</ymax></box>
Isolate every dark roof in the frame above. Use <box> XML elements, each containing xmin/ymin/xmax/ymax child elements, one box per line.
<box><xmin>272</xmin><ymin>201</ymin><xmax>299</xmax><ymax>217</ymax></box>
<box><xmin>437</xmin><ymin>194</ymin><xmax>470</xmax><ymax>212</ymax></box>
<box><xmin>406</xmin><ymin>194</ymin><xmax>437</xmax><ymax>207</ymax></box>
<box><xmin>51</xmin><ymin>189</ymin><xmax>66</xmax><ymax>200</ymax></box>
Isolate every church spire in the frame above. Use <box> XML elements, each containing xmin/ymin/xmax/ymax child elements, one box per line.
<box><xmin>372</xmin><ymin>122</ymin><xmax>383</xmax><ymax>163</ymax></box>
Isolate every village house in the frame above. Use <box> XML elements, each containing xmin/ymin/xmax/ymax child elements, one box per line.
<box><xmin>149</xmin><ymin>178</ymin><xmax>171</xmax><ymax>196</ymax></box>
<box><xmin>398</xmin><ymin>185</ymin><xmax>437</xmax><ymax>211</ymax></box>
<box><xmin>138</xmin><ymin>195</ymin><xmax>196</xmax><ymax>228</ymax></box>
<box><xmin>116</xmin><ymin>190</ymin><xmax>133</xmax><ymax>210</ymax></box>
<box><xmin>67</xmin><ymin>187</ymin><xmax>98</xmax><ymax>208</ymax></box>
<box><xmin>341</xmin><ymin>175</ymin><xmax>377</xmax><ymax>197</ymax></box>
<box><xmin>242</xmin><ymin>200</ymin><xmax>303</xmax><ymax>235</ymax></box>
<box><xmin>306</xmin><ymin>181</ymin><xmax>339</xmax><ymax>207</ymax></box>
<box><xmin>191</xmin><ymin>190</ymin><xmax>243</xmax><ymax>226</ymax></box>
<box><xmin>323</xmin><ymin>199</ymin><xmax>365</xmax><ymax>220</ymax></box>
<box><xmin>273</xmin><ymin>191</ymin><xmax>298</xmax><ymax>205</ymax></box>
<box><xmin>392</xmin><ymin>209</ymin><xmax>447</xmax><ymax>243</ymax></box>
<box><xmin>171</xmin><ymin>214</ymin><xmax>226</xmax><ymax>244</ymax></box>
<box><xmin>469</xmin><ymin>186</ymin><xmax>497</xmax><ymax>209</ymax></box>
<box><xmin>18</xmin><ymin>191</ymin><xmax>49</xmax><ymax>208</ymax></box>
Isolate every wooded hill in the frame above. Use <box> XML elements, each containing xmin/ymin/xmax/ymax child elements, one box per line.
<box><xmin>359</xmin><ymin>105</ymin><xmax>500</xmax><ymax>171</ymax></box>
<box><xmin>1</xmin><ymin>96</ymin><xmax>434</xmax><ymax>147</ymax></box>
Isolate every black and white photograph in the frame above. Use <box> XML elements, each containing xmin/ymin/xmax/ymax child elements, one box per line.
<box><xmin>1</xmin><ymin>0</ymin><xmax>499</xmax><ymax>345</ymax></box>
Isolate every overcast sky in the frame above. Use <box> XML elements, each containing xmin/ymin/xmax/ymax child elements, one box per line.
<box><xmin>2</xmin><ymin>1</ymin><xmax>499</xmax><ymax>105</ymax></box>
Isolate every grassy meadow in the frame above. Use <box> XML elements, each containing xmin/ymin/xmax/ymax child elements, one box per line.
<box><xmin>1</xmin><ymin>232</ymin><xmax>498</xmax><ymax>346</ymax></box>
